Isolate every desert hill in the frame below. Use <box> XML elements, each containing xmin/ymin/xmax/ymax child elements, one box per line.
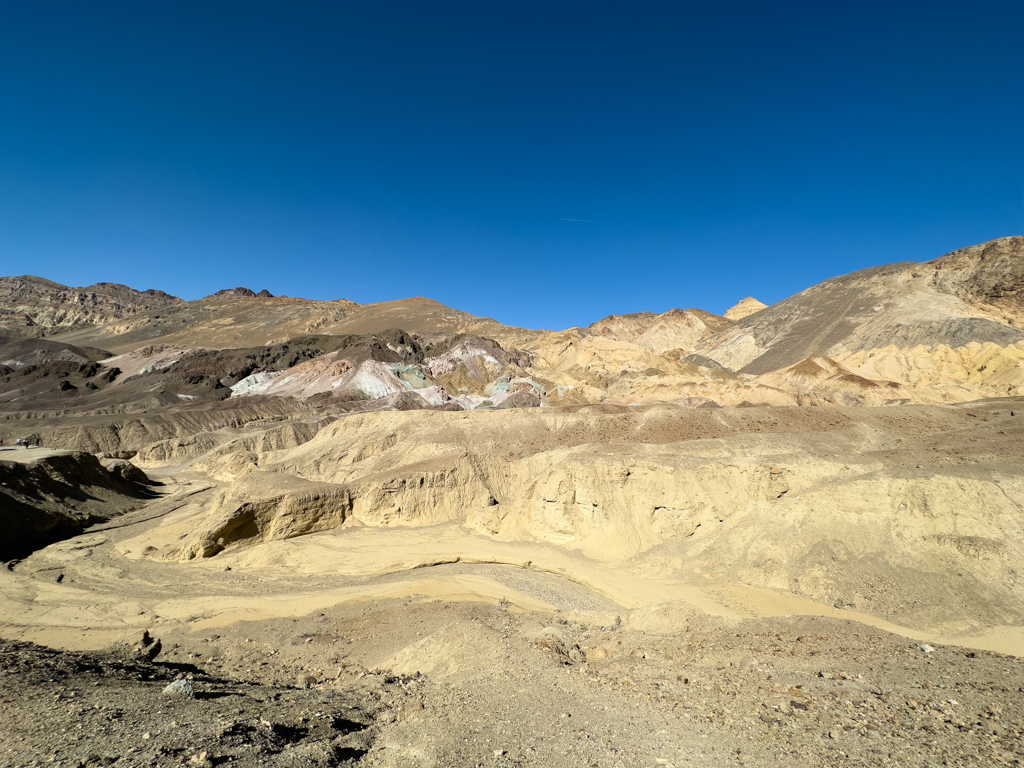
<box><xmin>724</xmin><ymin>296</ymin><xmax>768</xmax><ymax>321</ymax></box>
<box><xmin>0</xmin><ymin>275</ymin><xmax>184</xmax><ymax>335</ymax></box>
<box><xmin>693</xmin><ymin>236</ymin><xmax>1024</xmax><ymax>375</ymax></box>
<box><xmin>587</xmin><ymin>307</ymin><xmax>733</xmax><ymax>355</ymax></box>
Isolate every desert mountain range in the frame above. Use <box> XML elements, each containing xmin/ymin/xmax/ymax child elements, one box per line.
<box><xmin>2</xmin><ymin>236</ymin><xmax>1021</xmax><ymax>414</ymax></box>
<box><xmin>0</xmin><ymin>238</ymin><xmax>1021</xmax><ymax>767</ymax></box>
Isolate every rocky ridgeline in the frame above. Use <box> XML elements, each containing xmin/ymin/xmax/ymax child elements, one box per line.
<box><xmin>0</xmin><ymin>276</ymin><xmax>184</xmax><ymax>334</ymax></box>
<box><xmin>2</xmin><ymin>237</ymin><xmax>1022</xmax><ymax>411</ymax></box>
<box><xmin>204</xmin><ymin>287</ymin><xmax>275</xmax><ymax>299</ymax></box>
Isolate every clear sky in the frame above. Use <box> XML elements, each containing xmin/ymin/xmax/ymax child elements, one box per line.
<box><xmin>1</xmin><ymin>1</ymin><xmax>1021</xmax><ymax>331</ymax></box>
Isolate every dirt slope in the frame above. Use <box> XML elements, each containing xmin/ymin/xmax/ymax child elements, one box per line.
<box><xmin>693</xmin><ymin>236</ymin><xmax>1024</xmax><ymax>374</ymax></box>
<box><xmin>47</xmin><ymin>295</ymin><xmax>541</xmax><ymax>355</ymax></box>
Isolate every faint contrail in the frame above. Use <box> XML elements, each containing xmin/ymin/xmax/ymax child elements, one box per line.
<box><xmin>560</xmin><ymin>218</ymin><xmax>594</xmax><ymax>222</ymax></box>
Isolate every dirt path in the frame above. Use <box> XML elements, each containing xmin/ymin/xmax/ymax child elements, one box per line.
<box><xmin>0</xmin><ymin>445</ymin><xmax>71</xmax><ymax>463</ymax></box>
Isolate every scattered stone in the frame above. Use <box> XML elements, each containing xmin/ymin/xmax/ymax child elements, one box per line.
<box><xmin>108</xmin><ymin>630</ymin><xmax>162</xmax><ymax>663</ymax></box>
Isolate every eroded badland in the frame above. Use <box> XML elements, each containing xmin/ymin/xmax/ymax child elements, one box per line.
<box><xmin>0</xmin><ymin>238</ymin><xmax>1022</xmax><ymax>767</ymax></box>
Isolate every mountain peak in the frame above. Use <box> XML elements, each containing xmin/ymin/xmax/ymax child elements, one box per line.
<box><xmin>723</xmin><ymin>297</ymin><xmax>767</xmax><ymax>321</ymax></box>
<box><xmin>204</xmin><ymin>287</ymin><xmax>274</xmax><ymax>300</ymax></box>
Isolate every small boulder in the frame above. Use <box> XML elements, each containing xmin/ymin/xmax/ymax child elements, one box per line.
<box><xmin>163</xmin><ymin>678</ymin><xmax>195</xmax><ymax>698</ymax></box>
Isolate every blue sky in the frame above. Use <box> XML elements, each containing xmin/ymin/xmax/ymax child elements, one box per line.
<box><xmin>1</xmin><ymin>1</ymin><xmax>1021</xmax><ymax>330</ymax></box>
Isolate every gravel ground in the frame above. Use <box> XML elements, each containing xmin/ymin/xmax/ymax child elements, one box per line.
<box><xmin>4</xmin><ymin>598</ymin><xmax>1020</xmax><ymax>768</ymax></box>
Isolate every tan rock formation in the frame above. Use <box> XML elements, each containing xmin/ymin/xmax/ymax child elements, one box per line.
<box><xmin>588</xmin><ymin>308</ymin><xmax>732</xmax><ymax>355</ymax></box>
<box><xmin>172</xmin><ymin>471</ymin><xmax>352</xmax><ymax>560</ymax></box>
<box><xmin>723</xmin><ymin>297</ymin><xmax>767</xmax><ymax>321</ymax></box>
<box><xmin>753</xmin><ymin>356</ymin><xmax>909</xmax><ymax>406</ymax></box>
<box><xmin>148</xmin><ymin>401</ymin><xmax>1024</xmax><ymax>634</ymax></box>
<box><xmin>835</xmin><ymin>341</ymin><xmax>1024</xmax><ymax>403</ymax></box>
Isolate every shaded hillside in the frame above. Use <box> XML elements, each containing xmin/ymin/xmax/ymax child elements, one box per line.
<box><xmin>0</xmin><ymin>451</ymin><xmax>154</xmax><ymax>559</ymax></box>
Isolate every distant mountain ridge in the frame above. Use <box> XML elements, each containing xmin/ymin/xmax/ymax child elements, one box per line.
<box><xmin>0</xmin><ymin>276</ymin><xmax>185</xmax><ymax>335</ymax></box>
<box><xmin>204</xmin><ymin>287</ymin><xmax>275</xmax><ymax>300</ymax></box>
<box><xmin>0</xmin><ymin>237</ymin><xmax>1020</xmax><ymax>410</ymax></box>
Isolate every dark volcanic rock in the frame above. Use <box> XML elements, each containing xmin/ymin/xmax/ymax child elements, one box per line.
<box><xmin>137</xmin><ymin>331</ymin><xmax>425</xmax><ymax>400</ymax></box>
<box><xmin>204</xmin><ymin>287</ymin><xmax>274</xmax><ymax>299</ymax></box>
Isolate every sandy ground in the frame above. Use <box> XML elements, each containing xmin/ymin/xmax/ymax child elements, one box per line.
<box><xmin>2</xmin><ymin>504</ymin><xmax>1020</xmax><ymax>656</ymax></box>
<box><xmin>1</xmin><ymin>472</ymin><xmax>1022</xmax><ymax>767</ymax></box>
<box><xmin>1</xmin><ymin>562</ymin><xmax>1022</xmax><ymax>767</ymax></box>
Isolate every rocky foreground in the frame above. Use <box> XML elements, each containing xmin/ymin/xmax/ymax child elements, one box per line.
<box><xmin>1</xmin><ymin>600</ymin><xmax>1021</xmax><ymax>768</ymax></box>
